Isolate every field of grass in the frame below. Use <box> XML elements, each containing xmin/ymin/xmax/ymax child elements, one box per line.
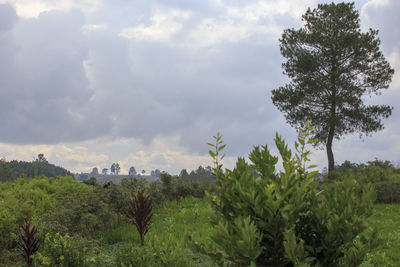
<box><xmin>99</xmin><ymin>197</ymin><xmax>217</xmax><ymax>266</ymax></box>
<box><xmin>101</xmin><ymin>198</ymin><xmax>400</xmax><ymax>266</ymax></box>
<box><xmin>4</xmin><ymin>196</ymin><xmax>399</xmax><ymax>266</ymax></box>
<box><xmin>361</xmin><ymin>204</ymin><xmax>400</xmax><ymax>266</ymax></box>
<box><xmin>101</xmin><ymin>196</ymin><xmax>213</xmax><ymax>247</ymax></box>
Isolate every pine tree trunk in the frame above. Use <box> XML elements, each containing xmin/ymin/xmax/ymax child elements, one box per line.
<box><xmin>326</xmin><ymin>125</ymin><xmax>335</xmax><ymax>175</ymax></box>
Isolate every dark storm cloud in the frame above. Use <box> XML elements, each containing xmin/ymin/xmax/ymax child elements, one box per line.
<box><xmin>3</xmin><ymin>0</ymin><xmax>397</xmax><ymax>166</ymax></box>
<box><xmin>0</xmin><ymin>0</ymin><xmax>299</xmax><ymax>153</ymax></box>
<box><xmin>82</xmin><ymin>21</ymin><xmax>289</xmax><ymax>154</ymax></box>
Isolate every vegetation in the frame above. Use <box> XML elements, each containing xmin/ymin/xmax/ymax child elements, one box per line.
<box><xmin>362</xmin><ymin>204</ymin><xmax>400</xmax><ymax>266</ymax></box>
<box><xmin>180</xmin><ymin>166</ymin><xmax>214</xmax><ymax>182</ymax></box>
<box><xmin>323</xmin><ymin>160</ymin><xmax>400</xmax><ymax>204</ymax></box>
<box><xmin>0</xmin><ymin>2</ymin><xmax>397</xmax><ymax>267</ymax></box>
<box><xmin>18</xmin><ymin>221</ymin><xmax>40</xmax><ymax>267</ymax></box>
<box><xmin>192</xmin><ymin>124</ymin><xmax>378</xmax><ymax>266</ymax></box>
<box><xmin>0</xmin><ymin>154</ymin><xmax>72</xmax><ymax>181</ymax></box>
<box><xmin>272</xmin><ymin>2</ymin><xmax>394</xmax><ymax>173</ymax></box>
<box><xmin>128</xmin><ymin>189</ymin><xmax>153</xmax><ymax>246</ymax></box>
<box><xmin>0</xmin><ymin>171</ymin><xmax>399</xmax><ymax>266</ymax></box>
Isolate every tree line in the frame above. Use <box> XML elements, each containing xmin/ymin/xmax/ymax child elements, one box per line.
<box><xmin>0</xmin><ymin>154</ymin><xmax>72</xmax><ymax>182</ymax></box>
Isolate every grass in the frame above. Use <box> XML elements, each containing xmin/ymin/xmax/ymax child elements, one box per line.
<box><xmin>100</xmin><ymin>196</ymin><xmax>216</xmax><ymax>266</ymax></box>
<box><xmin>101</xmin><ymin>196</ymin><xmax>214</xmax><ymax>247</ymax></box>
<box><xmin>3</xmin><ymin>195</ymin><xmax>393</xmax><ymax>266</ymax></box>
<box><xmin>361</xmin><ymin>204</ymin><xmax>400</xmax><ymax>266</ymax></box>
<box><xmin>103</xmin><ymin>199</ymin><xmax>400</xmax><ymax>266</ymax></box>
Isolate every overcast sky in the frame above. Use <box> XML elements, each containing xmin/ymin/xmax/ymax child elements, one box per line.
<box><xmin>0</xmin><ymin>0</ymin><xmax>399</xmax><ymax>174</ymax></box>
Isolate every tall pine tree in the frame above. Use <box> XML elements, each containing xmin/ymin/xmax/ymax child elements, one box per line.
<box><xmin>272</xmin><ymin>2</ymin><xmax>394</xmax><ymax>173</ymax></box>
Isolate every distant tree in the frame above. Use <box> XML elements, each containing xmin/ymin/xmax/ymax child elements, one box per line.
<box><xmin>160</xmin><ymin>172</ymin><xmax>173</xmax><ymax>196</ymax></box>
<box><xmin>115</xmin><ymin>163</ymin><xmax>121</xmax><ymax>175</ymax></box>
<box><xmin>91</xmin><ymin>167</ymin><xmax>99</xmax><ymax>175</ymax></box>
<box><xmin>102</xmin><ymin>168</ymin><xmax>108</xmax><ymax>175</ymax></box>
<box><xmin>184</xmin><ymin>166</ymin><xmax>214</xmax><ymax>182</ymax></box>
<box><xmin>271</xmin><ymin>2</ymin><xmax>394</xmax><ymax>174</ymax></box>
<box><xmin>110</xmin><ymin>163</ymin><xmax>116</xmax><ymax>175</ymax></box>
<box><xmin>0</xmin><ymin>159</ymin><xmax>14</xmax><ymax>182</ymax></box>
<box><xmin>129</xmin><ymin>166</ymin><xmax>137</xmax><ymax>176</ymax></box>
<box><xmin>8</xmin><ymin>159</ymin><xmax>71</xmax><ymax>178</ymax></box>
<box><xmin>179</xmin><ymin>169</ymin><xmax>189</xmax><ymax>180</ymax></box>
<box><xmin>335</xmin><ymin>160</ymin><xmax>360</xmax><ymax>173</ymax></box>
<box><xmin>366</xmin><ymin>158</ymin><xmax>393</xmax><ymax>169</ymax></box>
<box><xmin>150</xmin><ymin>169</ymin><xmax>161</xmax><ymax>178</ymax></box>
<box><xmin>36</xmin><ymin>153</ymin><xmax>48</xmax><ymax>163</ymax></box>
<box><xmin>83</xmin><ymin>177</ymin><xmax>98</xmax><ymax>186</ymax></box>
<box><xmin>141</xmin><ymin>170</ymin><xmax>145</xmax><ymax>174</ymax></box>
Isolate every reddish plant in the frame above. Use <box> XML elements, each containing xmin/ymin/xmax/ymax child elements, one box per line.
<box><xmin>128</xmin><ymin>189</ymin><xmax>153</xmax><ymax>246</ymax></box>
<box><xmin>18</xmin><ymin>220</ymin><xmax>40</xmax><ymax>267</ymax></box>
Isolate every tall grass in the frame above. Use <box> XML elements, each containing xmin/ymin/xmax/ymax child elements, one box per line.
<box><xmin>361</xmin><ymin>204</ymin><xmax>400</xmax><ymax>266</ymax></box>
<box><xmin>101</xmin><ymin>196</ymin><xmax>213</xmax><ymax>247</ymax></box>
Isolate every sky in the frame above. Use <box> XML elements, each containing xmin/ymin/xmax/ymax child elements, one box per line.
<box><xmin>0</xmin><ymin>0</ymin><xmax>399</xmax><ymax>174</ymax></box>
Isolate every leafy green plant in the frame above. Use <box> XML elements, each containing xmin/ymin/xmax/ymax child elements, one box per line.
<box><xmin>128</xmin><ymin>189</ymin><xmax>153</xmax><ymax>246</ymax></box>
<box><xmin>18</xmin><ymin>220</ymin><xmax>40</xmax><ymax>267</ymax></box>
<box><xmin>34</xmin><ymin>232</ymin><xmax>97</xmax><ymax>267</ymax></box>
<box><xmin>199</xmin><ymin>122</ymin><xmax>378</xmax><ymax>266</ymax></box>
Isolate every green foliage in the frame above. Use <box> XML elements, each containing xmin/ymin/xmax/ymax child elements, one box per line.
<box><xmin>0</xmin><ymin>159</ymin><xmax>15</xmax><ymax>182</ymax></box>
<box><xmin>33</xmin><ymin>233</ymin><xmax>103</xmax><ymax>267</ymax></box>
<box><xmin>272</xmin><ymin>2</ymin><xmax>394</xmax><ymax>172</ymax></box>
<box><xmin>8</xmin><ymin>158</ymin><xmax>72</xmax><ymax>178</ymax></box>
<box><xmin>180</xmin><ymin>166</ymin><xmax>214</xmax><ymax>182</ymax></box>
<box><xmin>83</xmin><ymin>177</ymin><xmax>98</xmax><ymax>186</ymax></box>
<box><xmin>102</xmin><ymin>197</ymin><xmax>213</xmax><ymax>248</ymax></box>
<box><xmin>159</xmin><ymin>172</ymin><xmax>215</xmax><ymax>202</ymax></box>
<box><xmin>203</xmin><ymin>124</ymin><xmax>377</xmax><ymax>266</ymax></box>
<box><xmin>0</xmin><ymin>208</ymin><xmax>17</xmax><ymax>250</ymax></box>
<box><xmin>361</xmin><ymin>204</ymin><xmax>400</xmax><ymax>266</ymax></box>
<box><xmin>374</xmin><ymin>181</ymin><xmax>400</xmax><ymax>204</ymax></box>
<box><xmin>0</xmin><ymin>176</ymin><xmax>122</xmax><ymax>253</ymax></box>
<box><xmin>324</xmin><ymin>163</ymin><xmax>400</xmax><ymax>204</ymax></box>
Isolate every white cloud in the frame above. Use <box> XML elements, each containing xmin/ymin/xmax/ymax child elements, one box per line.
<box><xmin>0</xmin><ymin>143</ymin><xmax>109</xmax><ymax>173</ymax></box>
<box><xmin>119</xmin><ymin>8</ymin><xmax>191</xmax><ymax>42</ymax></box>
<box><xmin>388</xmin><ymin>50</ymin><xmax>400</xmax><ymax>89</ymax></box>
<box><xmin>360</xmin><ymin>0</ymin><xmax>390</xmax><ymax>29</ymax></box>
<box><xmin>188</xmin><ymin>18</ymin><xmax>281</xmax><ymax>47</ymax></box>
<box><xmin>119</xmin><ymin>0</ymin><xmax>313</xmax><ymax>47</ymax></box>
<box><xmin>225</xmin><ymin>0</ymin><xmax>314</xmax><ymax>21</ymax></box>
<box><xmin>81</xmin><ymin>23</ymin><xmax>107</xmax><ymax>33</ymax></box>
<box><xmin>0</xmin><ymin>0</ymin><xmax>101</xmax><ymax>18</ymax></box>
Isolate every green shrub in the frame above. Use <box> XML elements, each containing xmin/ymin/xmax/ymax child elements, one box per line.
<box><xmin>200</xmin><ymin>124</ymin><xmax>377</xmax><ymax>266</ymax></box>
<box><xmin>358</xmin><ymin>166</ymin><xmax>389</xmax><ymax>183</ymax></box>
<box><xmin>0</xmin><ymin>208</ymin><xmax>17</xmax><ymax>250</ymax></box>
<box><xmin>374</xmin><ymin>181</ymin><xmax>400</xmax><ymax>203</ymax></box>
<box><xmin>33</xmin><ymin>233</ymin><xmax>103</xmax><ymax>267</ymax></box>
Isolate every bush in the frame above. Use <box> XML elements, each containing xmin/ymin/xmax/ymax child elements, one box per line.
<box><xmin>198</xmin><ymin>125</ymin><xmax>378</xmax><ymax>266</ymax></box>
<box><xmin>33</xmin><ymin>233</ymin><xmax>105</xmax><ymax>267</ymax></box>
<box><xmin>374</xmin><ymin>181</ymin><xmax>400</xmax><ymax>203</ymax></box>
<box><xmin>159</xmin><ymin>172</ymin><xmax>215</xmax><ymax>202</ymax></box>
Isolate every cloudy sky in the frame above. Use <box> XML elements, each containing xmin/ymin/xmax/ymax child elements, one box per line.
<box><xmin>0</xmin><ymin>0</ymin><xmax>399</xmax><ymax>174</ymax></box>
